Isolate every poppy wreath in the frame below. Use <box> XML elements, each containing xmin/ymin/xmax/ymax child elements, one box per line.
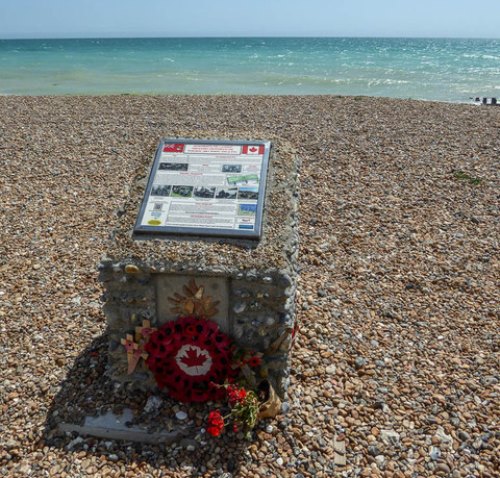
<box><xmin>144</xmin><ymin>315</ymin><xmax>237</xmax><ymax>402</ymax></box>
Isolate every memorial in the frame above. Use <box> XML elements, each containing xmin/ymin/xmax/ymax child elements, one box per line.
<box><xmin>100</xmin><ymin>138</ymin><xmax>300</xmax><ymax>404</ymax></box>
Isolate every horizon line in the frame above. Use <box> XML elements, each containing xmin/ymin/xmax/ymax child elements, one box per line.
<box><xmin>1</xmin><ymin>34</ymin><xmax>499</xmax><ymax>41</ymax></box>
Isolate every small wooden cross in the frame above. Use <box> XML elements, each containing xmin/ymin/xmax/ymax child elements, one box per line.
<box><xmin>135</xmin><ymin>319</ymin><xmax>157</xmax><ymax>342</ymax></box>
<box><xmin>121</xmin><ymin>333</ymin><xmax>148</xmax><ymax>374</ymax></box>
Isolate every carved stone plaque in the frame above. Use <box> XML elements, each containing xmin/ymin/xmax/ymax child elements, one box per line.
<box><xmin>155</xmin><ymin>274</ymin><xmax>229</xmax><ymax>333</ymax></box>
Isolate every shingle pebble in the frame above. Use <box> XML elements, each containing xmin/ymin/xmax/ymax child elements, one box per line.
<box><xmin>0</xmin><ymin>95</ymin><xmax>498</xmax><ymax>478</ymax></box>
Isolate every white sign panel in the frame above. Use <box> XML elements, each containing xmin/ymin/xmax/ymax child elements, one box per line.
<box><xmin>134</xmin><ymin>139</ymin><xmax>271</xmax><ymax>239</ymax></box>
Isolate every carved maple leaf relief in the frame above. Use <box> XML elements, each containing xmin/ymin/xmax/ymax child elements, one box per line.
<box><xmin>168</xmin><ymin>278</ymin><xmax>220</xmax><ymax>318</ymax></box>
<box><xmin>175</xmin><ymin>344</ymin><xmax>213</xmax><ymax>376</ymax></box>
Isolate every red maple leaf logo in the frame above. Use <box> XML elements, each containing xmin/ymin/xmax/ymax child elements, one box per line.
<box><xmin>163</xmin><ymin>143</ymin><xmax>185</xmax><ymax>153</ymax></box>
<box><xmin>249</xmin><ymin>146</ymin><xmax>258</xmax><ymax>153</ymax></box>
<box><xmin>180</xmin><ymin>347</ymin><xmax>208</xmax><ymax>367</ymax></box>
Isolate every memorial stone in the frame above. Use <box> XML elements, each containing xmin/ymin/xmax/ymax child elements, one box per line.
<box><xmin>99</xmin><ymin>138</ymin><xmax>299</xmax><ymax>398</ymax></box>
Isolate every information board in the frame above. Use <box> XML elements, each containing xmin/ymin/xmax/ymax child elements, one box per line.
<box><xmin>134</xmin><ymin>139</ymin><xmax>271</xmax><ymax>239</ymax></box>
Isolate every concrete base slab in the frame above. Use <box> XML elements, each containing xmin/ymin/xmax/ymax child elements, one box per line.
<box><xmin>58</xmin><ymin>409</ymin><xmax>190</xmax><ymax>444</ymax></box>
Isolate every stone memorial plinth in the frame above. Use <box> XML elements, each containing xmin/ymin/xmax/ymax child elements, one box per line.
<box><xmin>99</xmin><ymin>139</ymin><xmax>299</xmax><ymax>398</ymax></box>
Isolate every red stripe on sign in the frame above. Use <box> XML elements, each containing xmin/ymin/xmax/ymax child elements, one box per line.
<box><xmin>163</xmin><ymin>143</ymin><xmax>185</xmax><ymax>153</ymax></box>
<box><xmin>242</xmin><ymin>145</ymin><xmax>264</xmax><ymax>155</ymax></box>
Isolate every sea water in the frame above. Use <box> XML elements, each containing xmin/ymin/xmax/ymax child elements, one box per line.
<box><xmin>0</xmin><ymin>37</ymin><xmax>499</xmax><ymax>101</ymax></box>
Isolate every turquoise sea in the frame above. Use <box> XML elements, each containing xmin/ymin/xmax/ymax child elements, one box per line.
<box><xmin>0</xmin><ymin>37</ymin><xmax>499</xmax><ymax>102</ymax></box>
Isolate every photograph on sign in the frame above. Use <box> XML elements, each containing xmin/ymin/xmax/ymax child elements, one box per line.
<box><xmin>134</xmin><ymin>139</ymin><xmax>271</xmax><ymax>238</ymax></box>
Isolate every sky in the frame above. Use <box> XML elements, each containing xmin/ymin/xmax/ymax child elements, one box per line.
<box><xmin>0</xmin><ymin>0</ymin><xmax>499</xmax><ymax>39</ymax></box>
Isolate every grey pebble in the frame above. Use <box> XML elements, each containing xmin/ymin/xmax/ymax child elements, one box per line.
<box><xmin>354</xmin><ymin>356</ymin><xmax>367</xmax><ymax>369</ymax></box>
<box><xmin>175</xmin><ymin>411</ymin><xmax>188</xmax><ymax>420</ymax></box>
<box><xmin>458</xmin><ymin>430</ymin><xmax>470</xmax><ymax>442</ymax></box>
<box><xmin>281</xmin><ymin>402</ymin><xmax>291</xmax><ymax>413</ymax></box>
<box><xmin>368</xmin><ymin>445</ymin><xmax>381</xmax><ymax>456</ymax></box>
<box><xmin>429</xmin><ymin>446</ymin><xmax>441</xmax><ymax>460</ymax></box>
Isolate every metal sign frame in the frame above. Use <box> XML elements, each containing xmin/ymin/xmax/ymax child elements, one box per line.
<box><xmin>133</xmin><ymin>138</ymin><xmax>271</xmax><ymax>239</ymax></box>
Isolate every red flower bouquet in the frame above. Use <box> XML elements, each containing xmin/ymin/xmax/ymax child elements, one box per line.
<box><xmin>207</xmin><ymin>410</ymin><xmax>225</xmax><ymax>437</ymax></box>
<box><xmin>204</xmin><ymin>384</ymin><xmax>260</xmax><ymax>437</ymax></box>
<box><xmin>227</xmin><ymin>385</ymin><xmax>247</xmax><ymax>406</ymax></box>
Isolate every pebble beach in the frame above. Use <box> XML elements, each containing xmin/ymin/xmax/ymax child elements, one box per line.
<box><xmin>0</xmin><ymin>95</ymin><xmax>498</xmax><ymax>477</ymax></box>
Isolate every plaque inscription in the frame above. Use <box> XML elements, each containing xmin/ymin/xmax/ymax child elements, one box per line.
<box><xmin>134</xmin><ymin>139</ymin><xmax>271</xmax><ymax>239</ymax></box>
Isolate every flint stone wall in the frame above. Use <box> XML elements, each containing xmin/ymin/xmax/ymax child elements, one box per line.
<box><xmin>99</xmin><ymin>140</ymin><xmax>299</xmax><ymax>398</ymax></box>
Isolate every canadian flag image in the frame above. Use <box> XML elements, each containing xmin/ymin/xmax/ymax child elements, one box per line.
<box><xmin>163</xmin><ymin>143</ymin><xmax>185</xmax><ymax>153</ymax></box>
<box><xmin>242</xmin><ymin>145</ymin><xmax>264</xmax><ymax>155</ymax></box>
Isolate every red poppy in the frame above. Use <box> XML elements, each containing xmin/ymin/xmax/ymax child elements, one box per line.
<box><xmin>207</xmin><ymin>410</ymin><xmax>224</xmax><ymax>436</ymax></box>
<box><xmin>207</xmin><ymin>425</ymin><xmax>222</xmax><ymax>437</ymax></box>
<box><xmin>227</xmin><ymin>385</ymin><xmax>247</xmax><ymax>406</ymax></box>
<box><xmin>246</xmin><ymin>356</ymin><xmax>262</xmax><ymax>368</ymax></box>
<box><xmin>184</xmin><ymin>324</ymin><xmax>197</xmax><ymax>337</ymax></box>
<box><xmin>145</xmin><ymin>316</ymin><xmax>236</xmax><ymax>402</ymax></box>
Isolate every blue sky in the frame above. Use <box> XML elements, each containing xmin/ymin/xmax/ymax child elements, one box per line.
<box><xmin>0</xmin><ymin>0</ymin><xmax>499</xmax><ymax>39</ymax></box>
